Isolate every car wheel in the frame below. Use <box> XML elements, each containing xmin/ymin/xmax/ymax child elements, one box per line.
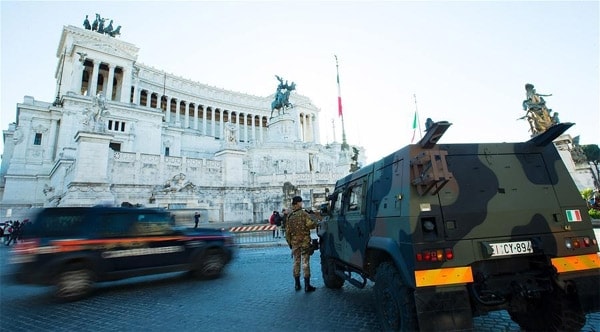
<box><xmin>320</xmin><ymin>254</ymin><xmax>344</xmax><ymax>289</ymax></box>
<box><xmin>509</xmin><ymin>287</ymin><xmax>585</xmax><ymax>331</ymax></box>
<box><xmin>192</xmin><ymin>249</ymin><xmax>225</xmax><ymax>279</ymax></box>
<box><xmin>54</xmin><ymin>265</ymin><xmax>95</xmax><ymax>302</ymax></box>
<box><xmin>373</xmin><ymin>262</ymin><xmax>418</xmax><ymax>331</ymax></box>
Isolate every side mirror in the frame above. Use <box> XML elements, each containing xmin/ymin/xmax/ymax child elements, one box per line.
<box><xmin>319</xmin><ymin>203</ymin><xmax>330</xmax><ymax>215</ymax></box>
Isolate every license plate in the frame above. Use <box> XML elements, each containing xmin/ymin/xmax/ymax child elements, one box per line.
<box><xmin>490</xmin><ymin>240</ymin><xmax>533</xmax><ymax>257</ymax></box>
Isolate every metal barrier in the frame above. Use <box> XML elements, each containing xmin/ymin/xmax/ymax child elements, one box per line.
<box><xmin>229</xmin><ymin>225</ymin><xmax>280</xmax><ymax>245</ymax></box>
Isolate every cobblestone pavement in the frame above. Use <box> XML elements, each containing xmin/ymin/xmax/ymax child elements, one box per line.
<box><xmin>0</xmin><ymin>242</ymin><xmax>598</xmax><ymax>331</ymax></box>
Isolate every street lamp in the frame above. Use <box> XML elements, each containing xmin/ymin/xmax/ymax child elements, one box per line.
<box><xmin>52</xmin><ymin>48</ymin><xmax>67</xmax><ymax>107</ymax></box>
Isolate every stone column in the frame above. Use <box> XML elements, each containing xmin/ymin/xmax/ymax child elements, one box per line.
<box><xmin>175</xmin><ymin>99</ymin><xmax>181</xmax><ymax>126</ymax></box>
<box><xmin>211</xmin><ymin>109</ymin><xmax>216</xmax><ymax>137</ymax></box>
<box><xmin>132</xmin><ymin>78</ymin><xmax>140</xmax><ymax>105</ymax></box>
<box><xmin>146</xmin><ymin>92</ymin><xmax>152</xmax><ymax>107</ymax></box>
<box><xmin>90</xmin><ymin>61</ymin><xmax>100</xmax><ymax>96</ymax></box>
<box><xmin>297</xmin><ymin>114</ymin><xmax>303</xmax><ymax>142</ymax></box>
<box><xmin>166</xmin><ymin>96</ymin><xmax>172</xmax><ymax>123</ymax></box>
<box><xmin>203</xmin><ymin>106</ymin><xmax>208</xmax><ymax>135</ymax></box>
<box><xmin>194</xmin><ymin>104</ymin><xmax>199</xmax><ymax>130</ymax></box>
<box><xmin>74</xmin><ymin>59</ymin><xmax>85</xmax><ymax>96</ymax></box>
<box><xmin>244</xmin><ymin>114</ymin><xmax>248</xmax><ymax>143</ymax></box>
<box><xmin>105</xmin><ymin>64</ymin><xmax>115</xmax><ymax>101</ymax></box>
<box><xmin>218</xmin><ymin>109</ymin><xmax>223</xmax><ymax>139</ymax></box>
<box><xmin>184</xmin><ymin>102</ymin><xmax>190</xmax><ymax>128</ymax></box>
<box><xmin>312</xmin><ymin>113</ymin><xmax>320</xmax><ymax>144</ymax></box>
<box><xmin>252</xmin><ymin>115</ymin><xmax>256</xmax><ymax>143</ymax></box>
<box><xmin>259</xmin><ymin>117</ymin><xmax>264</xmax><ymax>143</ymax></box>
<box><xmin>119</xmin><ymin>67</ymin><xmax>132</xmax><ymax>103</ymax></box>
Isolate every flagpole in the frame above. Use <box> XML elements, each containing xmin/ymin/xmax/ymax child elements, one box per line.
<box><xmin>335</xmin><ymin>55</ymin><xmax>349</xmax><ymax>150</ymax></box>
<box><xmin>411</xmin><ymin>94</ymin><xmax>422</xmax><ymax>143</ymax></box>
<box><xmin>414</xmin><ymin>94</ymin><xmax>423</xmax><ymax>139</ymax></box>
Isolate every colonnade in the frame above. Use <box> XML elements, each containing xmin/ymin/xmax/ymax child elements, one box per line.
<box><xmin>74</xmin><ymin>58</ymin><xmax>319</xmax><ymax>144</ymax></box>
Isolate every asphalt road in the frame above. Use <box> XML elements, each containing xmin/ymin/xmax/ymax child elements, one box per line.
<box><xmin>0</xmin><ymin>242</ymin><xmax>598</xmax><ymax>332</ymax></box>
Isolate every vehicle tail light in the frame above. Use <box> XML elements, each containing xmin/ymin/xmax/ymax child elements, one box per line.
<box><xmin>13</xmin><ymin>239</ymin><xmax>40</xmax><ymax>253</ymax></box>
<box><xmin>565</xmin><ymin>236</ymin><xmax>596</xmax><ymax>250</ymax></box>
<box><xmin>416</xmin><ymin>248</ymin><xmax>454</xmax><ymax>262</ymax></box>
<box><xmin>445</xmin><ymin>248</ymin><xmax>454</xmax><ymax>260</ymax></box>
<box><xmin>582</xmin><ymin>237</ymin><xmax>591</xmax><ymax>247</ymax></box>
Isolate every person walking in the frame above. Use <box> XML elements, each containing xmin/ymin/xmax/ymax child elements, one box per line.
<box><xmin>285</xmin><ymin>196</ymin><xmax>317</xmax><ymax>292</ymax></box>
<box><xmin>269</xmin><ymin>211</ymin><xmax>280</xmax><ymax>238</ymax></box>
<box><xmin>281</xmin><ymin>208</ymin><xmax>289</xmax><ymax>238</ymax></box>
<box><xmin>194</xmin><ymin>212</ymin><xmax>200</xmax><ymax>229</ymax></box>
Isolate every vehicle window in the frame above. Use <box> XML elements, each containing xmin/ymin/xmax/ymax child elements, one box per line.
<box><xmin>130</xmin><ymin>212</ymin><xmax>173</xmax><ymax>236</ymax></box>
<box><xmin>333</xmin><ymin>192</ymin><xmax>343</xmax><ymax>215</ymax></box>
<box><xmin>99</xmin><ymin>213</ymin><xmax>135</xmax><ymax>238</ymax></box>
<box><xmin>28</xmin><ymin>212</ymin><xmax>85</xmax><ymax>237</ymax></box>
<box><xmin>347</xmin><ymin>184</ymin><xmax>363</xmax><ymax>213</ymax></box>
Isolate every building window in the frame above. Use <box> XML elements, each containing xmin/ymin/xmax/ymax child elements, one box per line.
<box><xmin>165</xmin><ymin>147</ymin><xmax>170</xmax><ymax>156</ymax></box>
<box><xmin>108</xmin><ymin>120</ymin><xmax>126</xmax><ymax>132</ymax></box>
<box><xmin>109</xmin><ymin>142</ymin><xmax>121</xmax><ymax>151</ymax></box>
<box><xmin>34</xmin><ymin>133</ymin><xmax>42</xmax><ymax>145</ymax></box>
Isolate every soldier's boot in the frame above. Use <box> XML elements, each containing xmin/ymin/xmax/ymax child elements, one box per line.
<box><xmin>294</xmin><ymin>277</ymin><xmax>301</xmax><ymax>291</ymax></box>
<box><xmin>304</xmin><ymin>277</ymin><xmax>316</xmax><ymax>293</ymax></box>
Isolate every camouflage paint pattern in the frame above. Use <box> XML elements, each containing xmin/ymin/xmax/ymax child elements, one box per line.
<box><xmin>318</xmin><ymin>121</ymin><xmax>600</xmax><ymax>329</ymax></box>
<box><xmin>286</xmin><ymin>207</ymin><xmax>317</xmax><ymax>278</ymax></box>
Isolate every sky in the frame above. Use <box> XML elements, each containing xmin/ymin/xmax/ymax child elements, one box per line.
<box><xmin>1</xmin><ymin>1</ymin><xmax>599</xmax><ymax>164</ymax></box>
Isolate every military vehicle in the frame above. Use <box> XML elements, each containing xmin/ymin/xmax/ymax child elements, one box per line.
<box><xmin>317</xmin><ymin>121</ymin><xmax>600</xmax><ymax>331</ymax></box>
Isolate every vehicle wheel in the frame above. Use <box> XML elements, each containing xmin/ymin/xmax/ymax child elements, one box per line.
<box><xmin>192</xmin><ymin>249</ymin><xmax>225</xmax><ymax>280</ymax></box>
<box><xmin>373</xmin><ymin>262</ymin><xmax>418</xmax><ymax>331</ymax></box>
<box><xmin>54</xmin><ymin>265</ymin><xmax>95</xmax><ymax>302</ymax></box>
<box><xmin>509</xmin><ymin>287</ymin><xmax>585</xmax><ymax>331</ymax></box>
<box><xmin>320</xmin><ymin>254</ymin><xmax>344</xmax><ymax>289</ymax></box>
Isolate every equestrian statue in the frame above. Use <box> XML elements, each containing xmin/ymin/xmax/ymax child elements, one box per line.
<box><xmin>270</xmin><ymin>75</ymin><xmax>296</xmax><ymax>118</ymax></box>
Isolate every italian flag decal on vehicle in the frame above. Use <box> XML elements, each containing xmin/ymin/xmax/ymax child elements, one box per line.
<box><xmin>566</xmin><ymin>209</ymin><xmax>582</xmax><ymax>222</ymax></box>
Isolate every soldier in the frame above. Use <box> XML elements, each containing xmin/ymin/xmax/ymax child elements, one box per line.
<box><xmin>285</xmin><ymin>196</ymin><xmax>317</xmax><ymax>292</ymax></box>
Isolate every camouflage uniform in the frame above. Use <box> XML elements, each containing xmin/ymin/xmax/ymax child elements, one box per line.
<box><xmin>285</xmin><ymin>207</ymin><xmax>317</xmax><ymax>278</ymax></box>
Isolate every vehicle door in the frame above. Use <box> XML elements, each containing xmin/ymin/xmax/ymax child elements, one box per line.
<box><xmin>99</xmin><ymin>212</ymin><xmax>185</xmax><ymax>271</ymax></box>
<box><xmin>340</xmin><ymin>177</ymin><xmax>370</xmax><ymax>268</ymax></box>
<box><xmin>126</xmin><ymin>212</ymin><xmax>187</xmax><ymax>269</ymax></box>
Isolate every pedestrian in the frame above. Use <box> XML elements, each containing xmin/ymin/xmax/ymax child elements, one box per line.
<box><xmin>281</xmin><ymin>208</ymin><xmax>289</xmax><ymax>238</ymax></box>
<box><xmin>269</xmin><ymin>211</ymin><xmax>280</xmax><ymax>238</ymax></box>
<box><xmin>194</xmin><ymin>212</ymin><xmax>200</xmax><ymax>228</ymax></box>
<box><xmin>275</xmin><ymin>211</ymin><xmax>283</xmax><ymax>238</ymax></box>
<box><xmin>285</xmin><ymin>196</ymin><xmax>317</xmax><ymax>292</ymax></box>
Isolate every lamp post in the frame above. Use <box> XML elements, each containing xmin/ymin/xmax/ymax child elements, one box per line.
<box><xmin>52</xmin><ymin>48</ymin><xmax>67</xmax><ymax>107</ymax></box>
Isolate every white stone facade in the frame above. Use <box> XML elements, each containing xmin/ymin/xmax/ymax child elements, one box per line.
<box><xmin>0</xmin><ymin>25</ymin><xmax>365</xmax><ymax>224</ymax></box>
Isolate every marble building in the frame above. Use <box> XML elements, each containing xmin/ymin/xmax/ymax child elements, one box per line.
<box><xmin>0</xmin><ymin>25</ymin><xmax>364</xmax><ymax>224</ymax></box>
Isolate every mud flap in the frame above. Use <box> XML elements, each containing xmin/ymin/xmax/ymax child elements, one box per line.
<box><xmin>566</xmin><ymin>271</ymin><xmax>600</xmax><ymax>313</ymax></box>
<box><xmin>414</xmin><ymin>285</ymin><xmax>473</xmax><ymax>331</ymax></box>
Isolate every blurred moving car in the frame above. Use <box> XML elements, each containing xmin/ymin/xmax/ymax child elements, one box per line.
<box><xmin>10</xmin><ymin>206</ymin><xmax>236</xmax><ymax>301</ymax></box>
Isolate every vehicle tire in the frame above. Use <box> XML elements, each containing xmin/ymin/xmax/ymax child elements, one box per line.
<box><xmin>54</xmin><ymin>265</ymin><xmax>95</xmax><ymax>302</ymax></box>
<box><xmin>192</xmin><ymin>248</ymin><xmax>225</xmax><ymax>280</ymax></box>
<box><xmin>320</xmin><ymin>254</ymin><xmax>344</xmax><ymax>289</ymax></box>
<box><xmin>373</xmin><ymin>262</ymin><xmax>418</xmax><ymax>331</ymax></box>
<box><xmin>509</xmin><ymin>287</ymin><xmax>585</xmax><ymax>332</ymax></box>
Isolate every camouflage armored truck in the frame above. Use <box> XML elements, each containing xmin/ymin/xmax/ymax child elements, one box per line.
<box><xmin>317</xmin><ymin>121</ymin><xmax>600</xmax><ymax>331</ymax></box>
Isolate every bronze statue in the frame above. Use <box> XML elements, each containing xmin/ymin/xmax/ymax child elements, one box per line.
<box><xmin>108</xmin><ymin>25</ymin><xmax>121</xmax><ymax>37</ymax></box>
<box><xmin>270</xmin><ymin>75</ymin><xmax>296</xmax><ymax>118</ymax></box>
<box><xmin>83</xmin><ymin>15</ymin><xmax>91</xmax><ymax>30</ymax></box>
<box><xmin>519</xmin><ymin>83</ymin><xmax>559</xmax><ymax>136</ymax></box>
<box><xmin>84</xmin><ymin>13</ymin><xmax>122</xmax><ymax>38</ymax></box>
<box><xmin>104</xmin><ymin>20</ymin><xmax>114</xmax><ymax>35</ymax></box>
<box><xmin>92</xmin><ymin>13</ymin><xmax>99</xmax><ymax>31</ymax></box>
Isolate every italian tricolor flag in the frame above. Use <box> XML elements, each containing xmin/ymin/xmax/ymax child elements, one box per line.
<box><xmin>566</xmin><ymin>209</ymin><xmax>582</xmax><ymax>222</ymax></box>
